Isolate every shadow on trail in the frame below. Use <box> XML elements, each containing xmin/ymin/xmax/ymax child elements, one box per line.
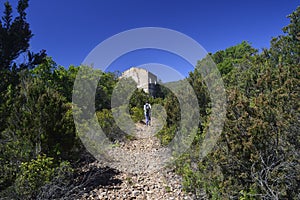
<box><xmin>37</xmin><ymin>153</ymin><xmax>122</xmax><ymax>200</ymax></box>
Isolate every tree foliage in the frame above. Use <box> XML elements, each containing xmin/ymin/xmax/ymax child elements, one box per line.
<box><xmin>175</xmin><ymin>6</ymin><xmax>300</xmax><ymax>199</ymax></box>
<box><xmin>211</xmin><ymin>41</ymin><xmax>258</xmax><ymax>75</ymax></box>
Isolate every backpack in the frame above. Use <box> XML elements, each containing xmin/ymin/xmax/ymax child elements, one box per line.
<box><xmin>145</xmin><ymin>104</ymin><xmax>150</xmax><ymax>115</ymax></box>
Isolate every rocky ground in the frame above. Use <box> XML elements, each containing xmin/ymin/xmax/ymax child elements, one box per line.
<box><xmin>78</xmin><ymin>119</ymin><xmax>197</xmax><ymax>200</ymax></box>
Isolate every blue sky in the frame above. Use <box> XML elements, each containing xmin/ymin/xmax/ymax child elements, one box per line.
<box><xmin>3</xmin><ymin>0</ymin><xmax>299</xmax><ymax>81</ymax></box>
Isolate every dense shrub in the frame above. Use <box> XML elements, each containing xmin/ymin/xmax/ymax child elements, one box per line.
<box><xmin>15</xmin><ymin>155</ymin><xmax>55</xmax><ymax>198</ymax></box>
<box><xmin>172</xmin><ymin>7</ymin><xmax>300</xmax><ymax>199</ymax></box>
<box><xmin>130</xmin><ymin>106</ymin><xmax>144</xmax><ymax>123</ymax></box>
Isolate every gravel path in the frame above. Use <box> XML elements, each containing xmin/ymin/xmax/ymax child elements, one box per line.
<box><xmin>79</xmin><ymin>118</ymin><xmax>196</xmax><ymax>200</ymax></box>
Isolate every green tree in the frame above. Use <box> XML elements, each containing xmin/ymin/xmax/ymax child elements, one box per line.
<box><xmin>210</xmin><ymin>41</ymin><xmax>258</xmax><ymax>75</ymax></box>
<box><xmin>176</xmin><ymin>7</ymin><xmax>299</xmax><ymax>199</ymax></box>
<box><xmin>267</xmin><ymin>6</ymin><xmax>300</xmax><ymax>66</ymax></box>
<box><xmin>95</xmin><ymin>71</ymin><xmax>118</xmax><ymax>111</ymax></box>
<box><xmin>0</xmin><ymin>0</ymin><xmax>46</xmax><ymax>133</ymax></box>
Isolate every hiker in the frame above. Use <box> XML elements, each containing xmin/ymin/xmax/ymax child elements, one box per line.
<box><xmin>144</xmin><ymin>101</ymin><xmax>151</xmax><ymax>126</ymax></box>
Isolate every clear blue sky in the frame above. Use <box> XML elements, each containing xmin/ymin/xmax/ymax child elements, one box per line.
<box><xmin>3</xmin><ymin>0</ymin><xmax>299</xmax><ymax>81</ymax></box>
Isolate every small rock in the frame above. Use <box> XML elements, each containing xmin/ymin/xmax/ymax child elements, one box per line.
<box><xmin>132</xmin><ymin>190</ymin><xmax>140</xmax><ymax>197</ymax></box>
